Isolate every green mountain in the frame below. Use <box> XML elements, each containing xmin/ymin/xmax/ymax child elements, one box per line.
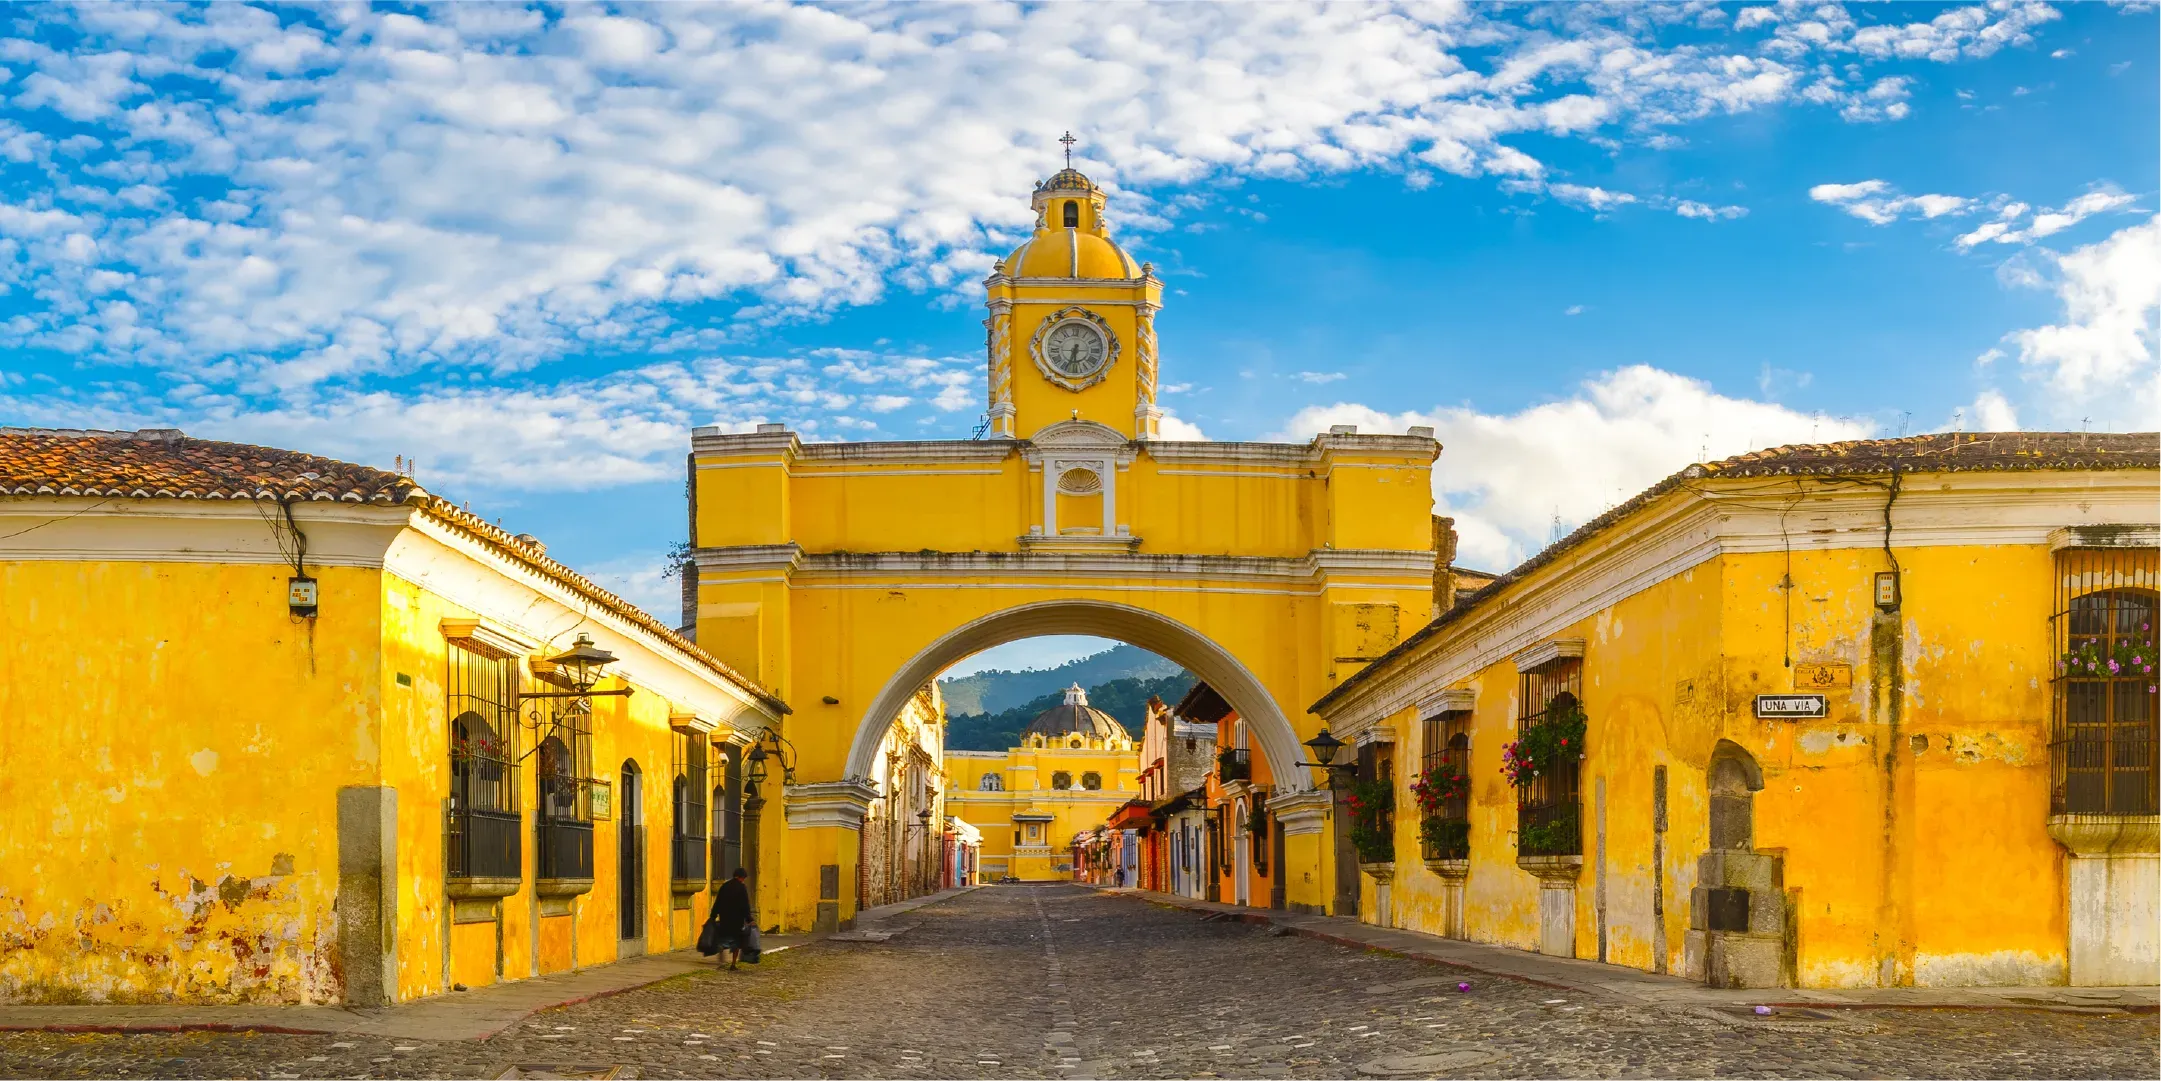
<box><xmin>944</xmin><ymin>671</ymin><xmax>1198</xmax><ymax>752</ymax></box>
<box><xmin>938</xmin><ymin>643</ymin><xmax>1183</xmax><ymax>716</ymax></box>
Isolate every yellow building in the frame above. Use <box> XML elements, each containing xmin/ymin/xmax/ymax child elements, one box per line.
<box><xmin>1311</xmin><ymin>433</ymin><xmax>2159</xmax><ymax>988</ymax></box>
<box><xmin>689</xmin><ymin>166</ymin><xmax>1440</xmax><ymax>930</ymax></box>
<box><xmin>947</xmin><ymin>685</ymin><xmax>1142</xmax><ymax>881</ymax></box>
<box><xmin>0</xmin><ymin>428</ymin><xmax>787</xmax><ymax>1005</ymax></box>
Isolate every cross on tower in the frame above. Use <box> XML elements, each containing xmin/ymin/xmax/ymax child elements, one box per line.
<box><xmin>1059</xmin><ymin>130</ymin><xmax>1076</xmax><ymax>168</ymax></box>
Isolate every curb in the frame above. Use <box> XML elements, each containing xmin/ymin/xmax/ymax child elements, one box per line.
<box><xmin>1099</xmin><ymin>888</ymin><xmax>2156</xmax><ymax>1014</ymax></box>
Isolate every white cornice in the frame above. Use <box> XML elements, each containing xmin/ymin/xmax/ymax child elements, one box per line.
<box><xmin>690</xmin><ymin>547</ymin><xmax>1433</xmax><ymax>590</ymax></box>
<box><xmin>1512</xmin><ymin>638</ymin><xmax>1585</xmax><ymax>671</ymax></box>
<box><xmin>693</xmin><ymin>543</ymin><xmax>804</xmax><ymax>574</ymax></box>
<box><xmin>1418</xmin><ymin>688</ymin><xmax>1476</xmax><ymax>716</ymax></box>
<box><xmin>1314</xmin><ymin>471</ymin><xmax>2160</xmax><ymax>729</ymax></box>
<box><xmin>782</xmin><ymin>780</ymin><xmax>881</xmax><ymax>830</ymax></box>
<box><xmin>2050</xmin><ymin>524</ymin><xmax>2159</xmax><ymax>551</ymax></box>
<box><xmin>439</xmin><ymin>617</ymin><xmax>541</xmax><ymax>660</ymax></box>
<box><xmin>0</xmin><ymin>497</ymin><xmax>410</xmax><ymax>568</ymax></box>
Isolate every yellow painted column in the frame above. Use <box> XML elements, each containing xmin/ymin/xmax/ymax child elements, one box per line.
<box><xmin>1271</xmin><ymin>791</ymin><xmax>1332</xmax><ymax>913</ymax></box>
<box><xmin>779</xmin><ymin>781</ymin><xmax>877</xmax><ymax>932</ymax></box>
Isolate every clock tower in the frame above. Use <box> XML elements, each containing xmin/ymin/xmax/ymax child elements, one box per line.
<box><xmin>983</xmin><ymin>164</ymin><xmax>1164</xmax><ymax>440</ymax></box>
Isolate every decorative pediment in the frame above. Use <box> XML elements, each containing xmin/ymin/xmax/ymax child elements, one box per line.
<box><xmin>1418</xmin><ymin>688</ymin><xmax>1476</xmax><ymax>716</ymax></box>
<box><xmin>1512</xmin><ymin>637</ymin><xmax>1585</xmax><ymax>672</ymax></box>
<box><xmin>1023</xmin><ymin>419</ymin><xmax>1135</xmax><ymax>458</ymax></box>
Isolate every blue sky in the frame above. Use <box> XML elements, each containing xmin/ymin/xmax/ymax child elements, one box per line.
<box><xmin>0</xmin><ymin>2</ymin><xmax>2152</xmax><ymax>671</ymax></box>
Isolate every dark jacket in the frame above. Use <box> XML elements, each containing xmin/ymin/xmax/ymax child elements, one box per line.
<box><xmin>710</xmin><ymin>877</ymin><xmax>753</xmax><ymax>930</ymax></box>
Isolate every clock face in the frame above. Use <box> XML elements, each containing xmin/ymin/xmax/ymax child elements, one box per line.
<box><xmin>1043</xmin><ymin>321</ymin><xmax>1108</xmax><ymax>379</ymax></box>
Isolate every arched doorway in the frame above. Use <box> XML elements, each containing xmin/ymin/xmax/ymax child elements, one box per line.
<box><xmin>618</xmin><ymin>760</ymin><xmax>643</xmax><ymax>947</ymax></box>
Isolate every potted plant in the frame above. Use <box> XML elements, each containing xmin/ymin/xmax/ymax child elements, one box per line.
<box><xmin>1344</xmin><ymin>778</ymin><xmax>1397</xmax><ymax>873</ymax></box>
<box><xmin>1409</xmin><ymin>762</ymin><xmax>1470</xmax><ymax>870</ymax></box>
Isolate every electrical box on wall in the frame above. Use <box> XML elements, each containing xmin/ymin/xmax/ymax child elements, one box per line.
<box><xmin>288</xmin><ymin>576</ymin><xmax>318</xmax><ymax>618</ymax></box>
<box><xmin>1873</xmin><ymin>570</ymin><xmax>1901</xmax><ymax>612</ymax></box>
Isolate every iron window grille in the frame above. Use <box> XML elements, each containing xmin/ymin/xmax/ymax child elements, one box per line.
<box><xmin>533</xmin><ymin>690</ymin><xmax>598</xmax><ymax>883</ymax></box>
<box><xmin>1516</xmin><ymin>658</ymin><xmax>1584</xmax><ymax>857</ymax></box>
<box><xmin>1419</xmin><ymin>710</ymin><xmax>1472</xmax><ymax>861</ymax></box>
<box><xmin>712</xmin><ymin>747</ymin><xmax>744</xmax><ymax>882</ymax></box>
<box><xmin>448</xmin><ymin>644</ymin><xmax>521</xmax><ymax>882</ymax></box>
<box><xmin>1217</xmin><ymin>746</ymin><xmax>1252</xmax><ymax>782</ymax></box>
<box><xmin>2050</xmin><ymin>547</ymin><xmax>2159</xmax><ymax>817</ymax></box>
<box><xmin>672</xmin><ymin>730</ymin><xmax>710</xmax><ymax>884</ymax></box>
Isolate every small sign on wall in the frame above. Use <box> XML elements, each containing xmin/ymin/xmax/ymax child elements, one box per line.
<box><xmin>1754</xmin><ymin>694</ymin><xmax>1827</xmax><ymax>719</ymax></box>
<box><xmin>589</xmin><ymin>780</ymin><xmax>613</xmax><ymax>821</ymax></box>
<box><xmin>1794</xmin><ymin>662</ymin><xmax>1853</xmax><ymax>689</ymax></box>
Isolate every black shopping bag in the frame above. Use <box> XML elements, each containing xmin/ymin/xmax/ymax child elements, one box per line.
<box><xmin>696</xmin><ymin>917</ymin><xmax>722</xmax><ymax>956</ymax></box>
<box><xmin>741</xmin><ymin>925</ymin><xmax>763</xmax><ymax>964</ymax></box>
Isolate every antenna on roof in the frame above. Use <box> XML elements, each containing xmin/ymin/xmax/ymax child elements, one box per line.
<box><xmin>1549</xmin><ymin>507</ymin><xmax>1562</xmax><ymax>545</ymax></box>
<box><xmin>1953</xmin><ymin>409</ymin><xmax>1964</xmax><ymax>433</ymax></box>
<box><xmin>1897</xmin><ymin>411</ymin><xmax>1911</xmax><ymax>437</ymax></box>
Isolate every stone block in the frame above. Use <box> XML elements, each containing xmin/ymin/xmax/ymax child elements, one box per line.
<box><xmin>1704</xmin><ymin>887</ymin><xmax>1749</xmax><ymax>932</ymax></box>
<box><xmin>1688</xmin><ymin>886</ymin><xmax>1710</xmax><ymax>930</ymax></box>
<box><xmin>1706</xmin><ymin>933</ymin><xmax>1785</xmax><ymax>989</ymax></box>
<box><xmin>1747</xmin><ymin>886</ymin><xmax>1788</xmax><ymax>937</ymax></box>
<box><xmin>1699</xmin><ymin>849</ymin><xmax>1781</xmax><ymax>892</ymax></box>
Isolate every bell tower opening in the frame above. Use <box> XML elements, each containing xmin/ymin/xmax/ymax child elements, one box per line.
<box><xmin>1063</xmin><ymin>200</ymin><xmax>1080</xmax><ymax>228</ymax></box>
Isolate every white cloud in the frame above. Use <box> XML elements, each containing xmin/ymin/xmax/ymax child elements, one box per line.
<box><xmin>1674</xmin><ymin>200</ymin><xmax>1749</xmax><ymax>220</ymax></box>
<box><xmin>1564</xmin><ymin>305</ymin><xmax>1585</xmax><ymax>316</ymax></box>
<box><xmin>0</xmin><ymin>1</ymin><xmax>2048</xmax><ymax>387</ymax></box>
<box><xmin>1809</xmin><ymin>179</ymin><xmax>1974</xmax><ymax>225</ymax></box>
<box><xmin>1957</xmin><ymin>187</ymin><xmax>2141</xmax><ymax>248</ymax></box>
<box><xmin>1549</xmin><ymin>183</ymin><xmax>1637</xmax><ymax>211</ymax></box>
<box><xmin>1157</xmin><ymin>412</ymin><xmax>1206</xmax><ymax>441</ymax></box>
<box><xmin>1999</xmin><ymin>216</ymin><xmax>2159</xmax><ymax>427</ymax></box>
<box><xmin>1296</xmin><ymin>371</ymin><xmax>1347</xmax><ymax>384</ymax></box>
<box><xmin>584</xmin><ymin>552</ymin><xmax>682</xmax><ymax>625</ymax></box>
<box><xmin>1271</xmin><ymin>365</ymin><xmax>1870</xmax><ymax>569</ymax></box>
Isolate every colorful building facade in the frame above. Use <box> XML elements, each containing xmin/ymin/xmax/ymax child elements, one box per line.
<box><xmin>946</xmin><ymin>685</ymin><xmax>1141</xmax><ymax>881</ymax></box>
<box><xmin>0</xmin><ymin>429</ymin><xmax>787</xmax><ymax>1005</ymax></box>
<box><xmin>1311</xmin><ymin>434</ymin><xmax>2159</xmax><ymax>988</ymax></box>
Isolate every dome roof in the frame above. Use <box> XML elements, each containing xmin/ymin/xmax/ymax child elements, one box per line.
<box><xmin>1004</xmin><ymin>230</ymin><xmax>1141</xmax><ymax>280</ymax></box>
<box><xmin>1037</xmin><ymin>167</ymin><xmax>1097</xmax><ymax>193</ymax></box>
<box><xmin>1024</xmin><ymin>684</ymin><xmax>1131</xmax><ymax>742</ymax></box>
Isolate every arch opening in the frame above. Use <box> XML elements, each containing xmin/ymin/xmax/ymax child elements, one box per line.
<box><xmin>846</xmin><ymin>599</ymin><xmax>1312</xmax><ymax>794</ymax></box>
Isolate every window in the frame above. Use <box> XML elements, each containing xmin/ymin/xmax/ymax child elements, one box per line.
<box><xmin>1081</xmin><ymin>771</ymin><xmax>1102</xmax><ymax>790</ymax></box>
<box><xmin>1051</xmin><ymin>770</ymin><xmax>1073</xmax><ymax>790</ymax></box>
<box><xmin>1250</xmin><ymin>799</ymin><xmax>1271</xmax><ymax>876</ymax></box>
<box><xmin>980</xmin><ymin>773</ymin><xmax>1004</xmax><ymax>791</ymax></box>
<box><xmin>2052</xmin><ymin>547</ymin><xmax>2158</xmax><ymax>816</ymax></box>
<box><xmin>671</xmin><ymin>729</ymin><xmax>710</xmax><ymax>884</ymax></box>
<box><xmin>533</xmin><ymin>674</ymin><xmax>597</xmax><ymax>883</ymax></box>
<box><xmin>1516</xmin><ymin>658</ymin><xmax>1584</xmax><ymax>857</ymax></box>
<box><xmin>447</xmin><ymin>644</ymin><xmax>520</xmax><ymax>881</ymax></box>
<box><xmin>1062</xmin><ymin>200</ymin><xmax>1079</xmax><ymax>227</ymax></box>
<box><xmin>1418</xmin><ymin>710</ymin><xmax>1472</xmax><ymax>860</ymax></box>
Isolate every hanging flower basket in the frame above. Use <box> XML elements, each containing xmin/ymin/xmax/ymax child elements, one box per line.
<box><xmin>1501</xmin><ymin>697</ymin><xmax>1587</xmax><ymax>790</ymax></box>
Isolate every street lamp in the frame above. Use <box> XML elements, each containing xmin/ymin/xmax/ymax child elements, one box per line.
<box><xmin>1301</xmin><ymin>727</ymin><xmax>1355</xmax><ymax>788</ymax></box>
<box><xmin>548</xmin><ymin>633</ymin><xmax>617</xmax><ymax>692</ymax></box>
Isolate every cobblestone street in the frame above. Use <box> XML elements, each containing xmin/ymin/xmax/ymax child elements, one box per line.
<box><xmin>1</xmin><ymin>886</ymin><xmax>2153</xmax><ymax>1080</ymax></box>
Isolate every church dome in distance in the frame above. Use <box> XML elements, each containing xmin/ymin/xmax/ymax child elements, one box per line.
<box><xmin>1024</xmin><ymin>684</ymin><xmax>1131</xmax><ymax>743</ymax></box>
<box><xmin>1037</xmin><ymin>167</ymin><xmax>1097</xmax><ymax>193</ymax></box>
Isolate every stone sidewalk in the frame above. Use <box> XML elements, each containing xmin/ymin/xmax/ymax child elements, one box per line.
<box><xmin>1096</xmin><ymin>887</ymin><xmax>2159</xmax><ymax>1014</ymax></box>
<box><xmin>0</xmin><ymin>886</ymin><xmax>978</xmax><ymax>1041</ymax></box>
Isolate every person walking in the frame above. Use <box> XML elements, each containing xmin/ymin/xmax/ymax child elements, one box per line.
<box><xmin>707</xmin><ymin>867</ymin><xmax>755</xmax><ymax>970</ymax></box>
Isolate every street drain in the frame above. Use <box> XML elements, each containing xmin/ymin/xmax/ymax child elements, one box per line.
<box><xmin>493</xmin><ymin>1065</ymin><xmax>635</xmax><ymax>1079</ymax></box>
<box><xmin>1357</xmin><ymin>1048</ymin><xmax>1504</xmax><ymax>1076</ymax></box>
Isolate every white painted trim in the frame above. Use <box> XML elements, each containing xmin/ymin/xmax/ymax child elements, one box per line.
<box><xmin>1269</xmin><ymin>790</ymin><xmax>1331</xmax><ymax>836</ymax></box>
<box><xmin>1355</xmin><ymin>724</ymin><xmax>1398</xmax><ymax>748</ymax></box>
<box><xmin>795</xmin><ymin>468</ymin><xmax>1010</xmax><ymax>479</ymax></box>
<box><xmin>1154</xmin><ymin>469</ymin><xmax>1314</xmax><ymax>480</ymax></box>
<box><xmin>439</xmin><ymin>617</ymin><xmax>541</xmax><ymax>660</ymax></box>
<box><xmin>2049</xmin><ymin>525</ymin><xmax>2160</xmax><ymax>551</ymax></box>
<box><xmin>782</xmin><ymin>780</ymin><xmax>880</xmax><ymax>830</ymax></box>
<box><xmin>1419</xmin><ymin>688</ymin><xmax>1476</xmax><ymax>716</ymax></box>
<box><xmin>1512</xmin><ymin>638</ymin><xmax>1585</xmax><ymax>671</ymax></box>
